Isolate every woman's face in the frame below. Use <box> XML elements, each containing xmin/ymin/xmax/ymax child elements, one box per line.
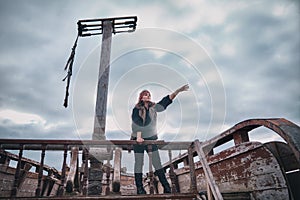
<box><xmin>141</xmin><ymin>92</ymin><xmax>151</xmax><ymax>102</ymax></box>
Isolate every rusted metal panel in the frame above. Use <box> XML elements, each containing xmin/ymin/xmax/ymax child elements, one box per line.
<box><xmin>174</xmin><ymin>142</ymin><xmax>289</xmax><ymax>199</ymax></box>
<box><xmin>264</xmin><ymin>141</ymin><xmax>300</xmax><ymax>199</ymax></box>
<box><xmin>233</xmin><ymin>129</ymin><xmax>249</xmax><ymax>145</ymax></box>
<box><xmin>264</xmin><ymin>141</ymin><xmax>300</xmax><ymax>172</ymax></box>
<box><xmin>200</xmin><ymin>118</ymin><xmax>300</xmax><ymax>164</ymax></box>
<box><xmin>286</xmin><ymin>170</ymin><xmax>300</xmax><ymax>199</ymax></box>
<box><xmin>234</xmin><ymin>118</ymin><xmax>300</xmax><ymax>163</ymax></box>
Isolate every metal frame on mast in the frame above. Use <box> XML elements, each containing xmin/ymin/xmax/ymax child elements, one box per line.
<box><xmin>77</xmin><ymin>16</ymin><xmax>137</xmax><ymax>36</ymax></box>
<box><xmin>76</xmin><ymin>16</ymin><xmax>137</xmax><ymax>141</ymax></box>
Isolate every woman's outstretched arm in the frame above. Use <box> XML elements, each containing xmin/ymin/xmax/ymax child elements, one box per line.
<box><xmin>169</xmin><ymin>84</ymin><xmax>189</xmax><ymax>100</ymax></box>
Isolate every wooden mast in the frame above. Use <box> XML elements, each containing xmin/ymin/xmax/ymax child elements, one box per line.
<box><xmin>93</xmin><ymin>20</ymin><xmax>112</xmax><ymax>141</ymax></box>
<box><xmin>76</xmin><ymin>16</ymin><xmax>137</xmax><ymax>195</ymax></box>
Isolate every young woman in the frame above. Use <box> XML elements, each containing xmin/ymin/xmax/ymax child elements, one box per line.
<box><xmin>131</xmin><ymin>84</ymin><xmax>189</xmax><ymax>194</ymax></box>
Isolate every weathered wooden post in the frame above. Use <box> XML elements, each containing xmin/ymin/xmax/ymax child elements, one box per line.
<box><xmin>76</xmin><ymin>16</ymin><xmax>137</xmax><ymax>195</ymax></box>
<box><xmin>93</xmin><ymin>19</ymin><xmax>112</xmax><ymax>141</ymax></box>
<box><xmin>11</xmin><ymin>144</ymin><xmax>23</xmax><ymax>197</ymax></box>
<box><xmin>88</xmin><ymin>19</ymin><xmax>112</xmax><ymax>195</ymax></box>
<box><xmin>112</xmin><ymin>148</ymin><xmax>122</xmax><ymax>194</ymax></box>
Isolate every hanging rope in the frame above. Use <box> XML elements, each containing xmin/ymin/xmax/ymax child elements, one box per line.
<box><xmin>62</xmin><ymin>35</ymin><xmax>79</xmax><ymax>108</ymax></box>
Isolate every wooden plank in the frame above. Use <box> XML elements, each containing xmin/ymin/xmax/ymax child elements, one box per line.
<box><xmin>187</xmin><ymin>146</ymin><xmax>197</xmax><ymax>193</ymax></box>
<box><xmin>82</xmin><ymin>148</ymin><xmax>89</xmax><ymax>195</ymax></box>
<box><xmin>21</xmin><ymin>193</ymin><xmax>197</xmax><ymax>200</ymax></box>
<box><xmin>66</xmin><ymin>147</ymin><xmax>79</xmax><ymax>193</ymax></box>
<box><xmin>112</xmin><ymin>148</ymin><xmax>122</xmax><ymax>192</ymax></box>
<box><xmin>194</xmin><ymin>140</ymin><xmax>223</xmax><ymax>200</ymax></box>
<box><xmin>11</xmin><ymin>145</ymin><xmax>23</xmax><ymax>197</ymax></box>
<box><xmin>104</xmin><ymin>161</ymin><xmax>111</xmax><ymax>195</ymax></box>
<box><xmin>18</xmin><ymin>162</ymin><xmax>33</xmax><ymax>189</ymax></box>
<box><xmin>168</xmin><ymin>149</ymin><xmax>179</xmax><ymax>193</ymax></box>
<box><xmin>57</xmin><ymin>145</ymin><xmax>68</xmax><ymax>196</ymax></box>
<box><xmin>35</xmin><ymin>145</ymin><xmax>46</xmax><ymax>197</ymax></box>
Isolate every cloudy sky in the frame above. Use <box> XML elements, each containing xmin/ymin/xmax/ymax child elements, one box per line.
<box><xmin>0</xmin><ymin>0</ymin><xmax>299</xmax><ymax>170</ymax></box>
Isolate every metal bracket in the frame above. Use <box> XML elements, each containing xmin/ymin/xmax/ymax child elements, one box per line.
<box><xmin>77</xmin><ymin>16</ymin><xmax>137</xmax><ymax>37</ymax></box>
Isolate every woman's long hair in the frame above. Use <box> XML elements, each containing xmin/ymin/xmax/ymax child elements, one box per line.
<box><xmin>135</xmin><ymin>90</ymin><xmax>155</xmax><ymax>125</ymax></box>
<box><xmin>136</xmin><ymin>90</ymin><xmax>155</xmax><ymax>107</ymax></box>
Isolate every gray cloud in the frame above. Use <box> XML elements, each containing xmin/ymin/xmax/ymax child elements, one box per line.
<box><xmin>0</xmin><ymin>118</ymin><xmax>75</xmax><ymax>139</ymax></box>
<box><xmin>196</xmin><ymin>1</ymin><xmax>300</xmax><ymax>125</ymax></box>
<box><xmin>0</xmin><ymin>0</ymin><xmax>299</xmax><ymax>172</ymax></box>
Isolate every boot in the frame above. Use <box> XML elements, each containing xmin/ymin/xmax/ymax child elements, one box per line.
<box><xmin>134</xmin><ymin>173</ymin><xmax>146</xmax><ymax>194</ymax></box>
<box><xmin>155</xmin><ymin>169</ymin><xmax>171</xmax><ymax>193</ymax></box>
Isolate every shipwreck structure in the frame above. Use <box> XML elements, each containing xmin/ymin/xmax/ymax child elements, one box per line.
<box><xmin>0</xmin><ymin>118</ymin><xmax>300</xmax><ymax>199</ymax></box>
<box><xmin>0</xmin><ymin>16</ymin><xmax>300</xmax><ymax>199</ymax></box>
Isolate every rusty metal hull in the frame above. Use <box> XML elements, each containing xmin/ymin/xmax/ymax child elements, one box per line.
<box><xmin>173</xmin><ymin>142</ymin><xmax>289</xmax><ymax>199</ymax></box>
<box><xmin>159</xmin><ymin>118</ymin><xmax>300</xmax><ymax>200</ymax></box>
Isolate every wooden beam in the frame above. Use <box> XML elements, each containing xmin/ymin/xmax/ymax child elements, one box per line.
<box><xmin>82</xmin><ymin>148</ymin><xmax>89</xmax><ymax>196</ymax></box>
<box><xmin>35</xmin><ymin>145</ymin><xmax>46</xmax><ymax>197</ymax></box>
<box><xmin>194</xmin><ymin>140</ymin><xmax>223</xmax><ymax>200</ymax></box>
<box><xmin>11</xmin><ymin>145</ymin><xmax>23</xmax><ymax>197</ymax></box>
<box><xmin>188</xmin><ymin>146</ymin><xmax>197</xmax><ymax>194</ymax></box>
<box><xmin>18</xmin><ymin>162</ymin><xmax>32</xmax><ymax>189</ymax></box>
<box><xmin>66</xmin><ymin>147</ymin><xmax>79</xmax><ymax>193</ymax></box>
<box><xmin>112</xmin><ymin>148</ymin><xmax>122</xmax><ymax>193</ymax></box>
<box><xmin>93</xmin><ymin>20</ymin><xmax>113</xmax><ymax>141</ymax></box>
<box><xmin>57</xmin><ymin>145</ymin><xmax>68</xmax><ymax>196</ymax></box>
